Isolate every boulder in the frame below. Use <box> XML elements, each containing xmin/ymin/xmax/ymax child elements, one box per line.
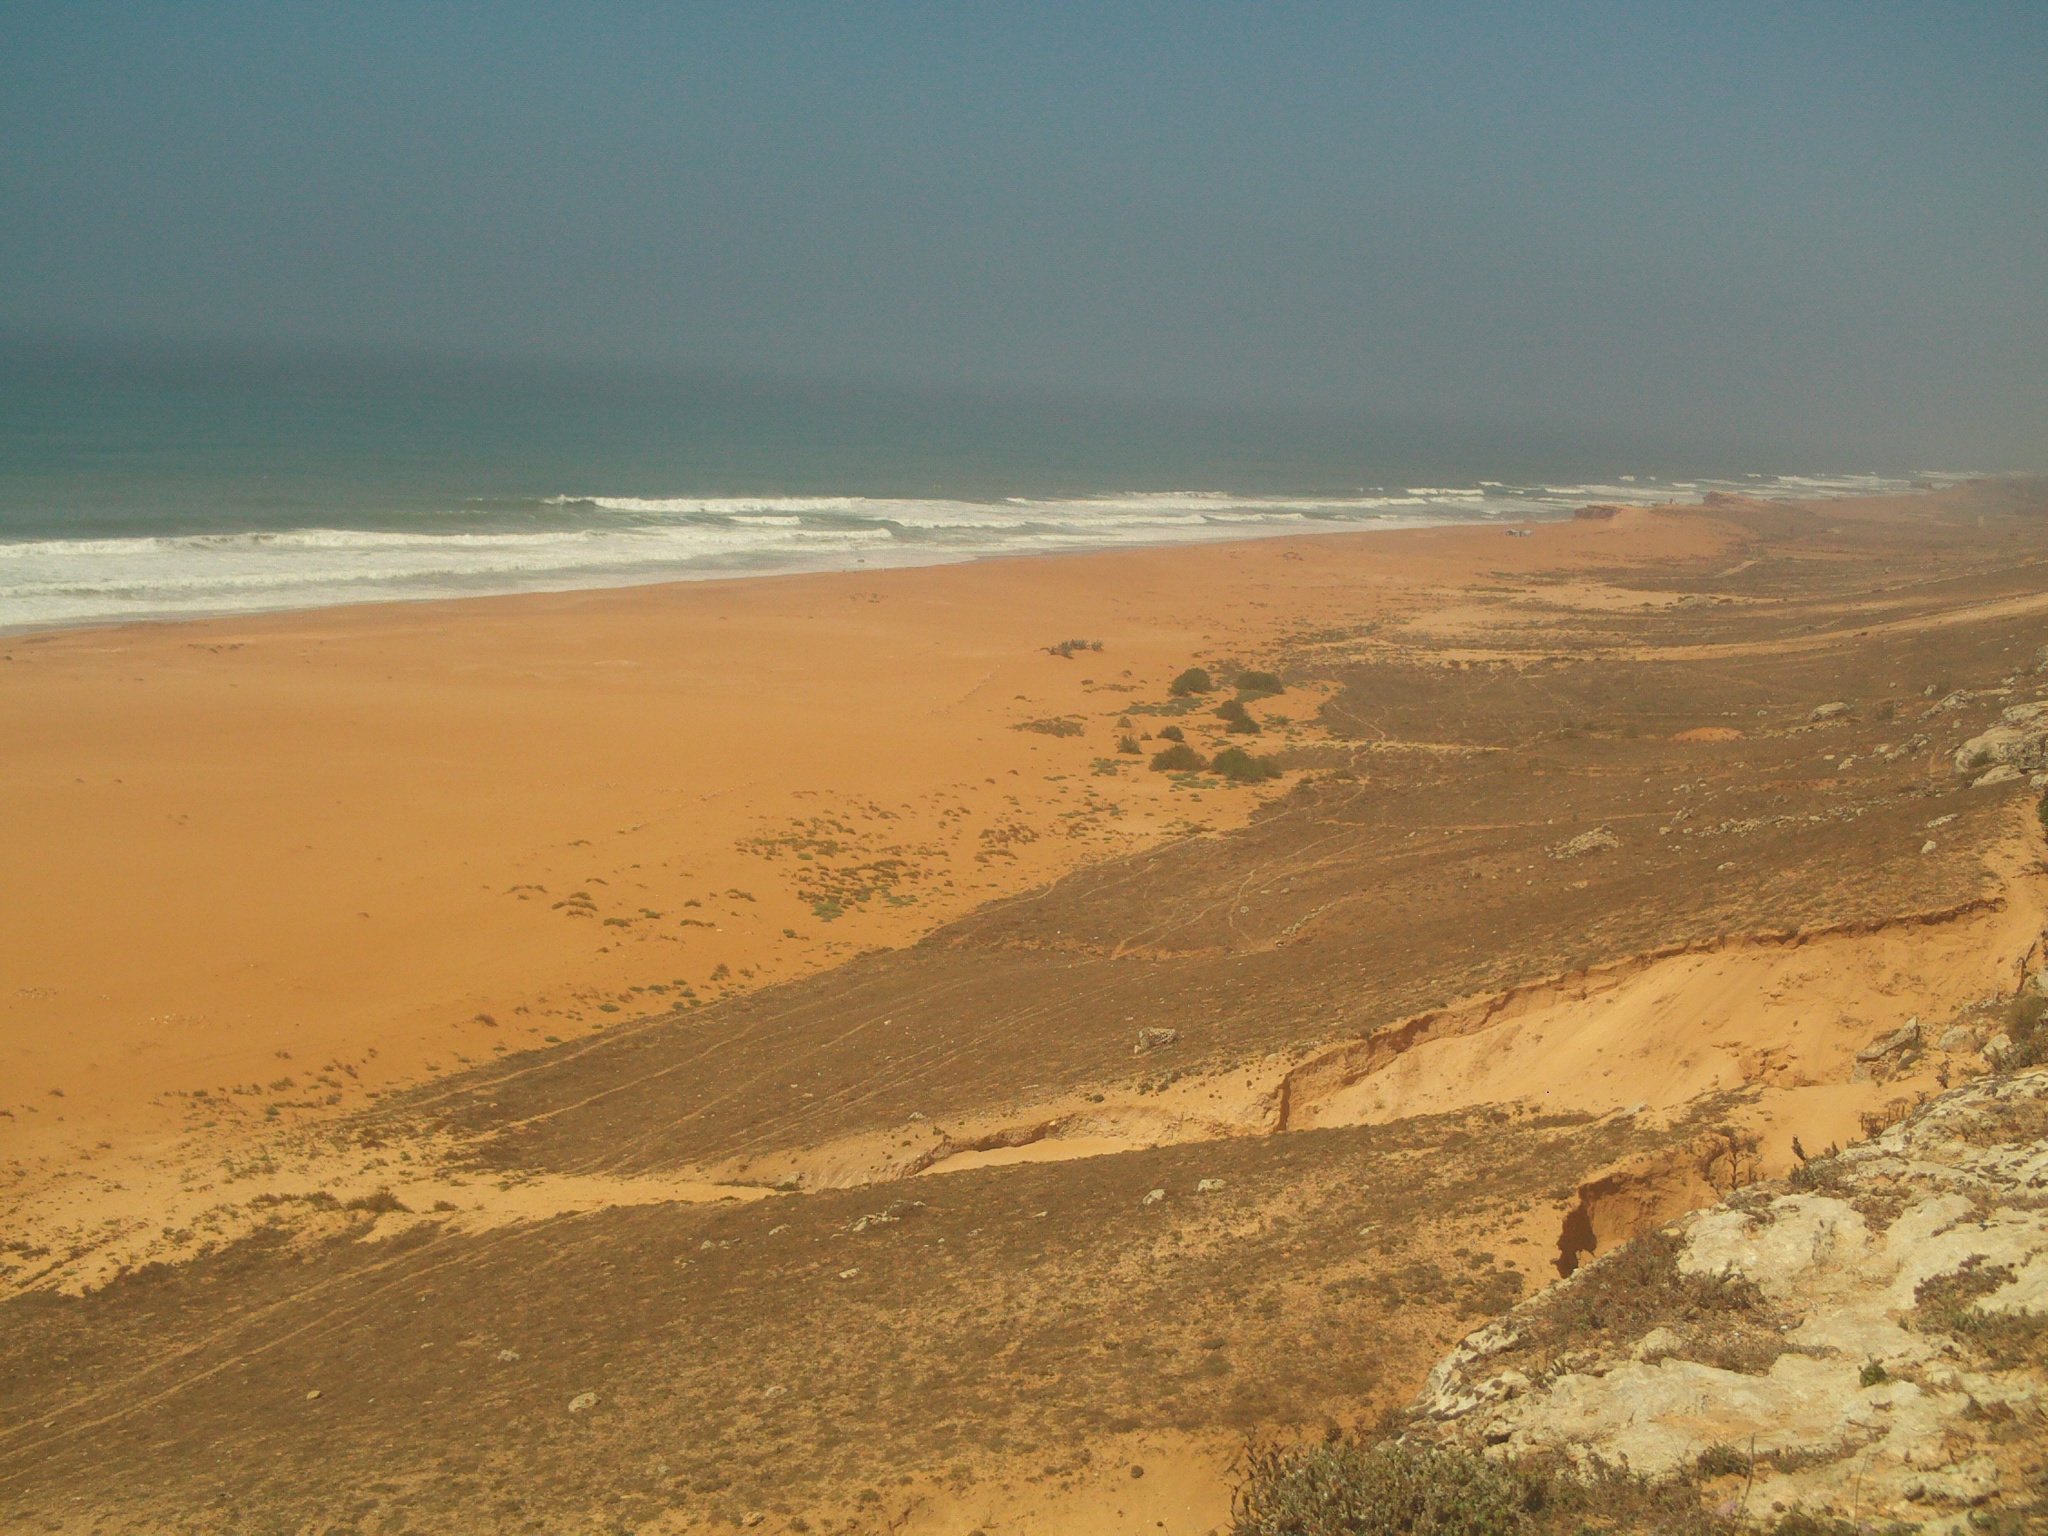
<box><xmin>1552</xmin><ymin>827</ymin><xmax>1620</xmax><ymax>859</ymax></box>
<box><xmin>1955</xmin><ymin>719</ymin><xmax>2048</xmax><ymax>774</ymax></box>
<box><xmin>1856</xmin><ymin>1019</ymin><xmax>1920</xmax><ymax>1061</ymax></box>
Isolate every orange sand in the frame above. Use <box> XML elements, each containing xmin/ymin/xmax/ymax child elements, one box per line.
<box><xmin>0</xmin><ymin>511</ymin><xmax>1727</xmax><ymax>1191</ymax></box>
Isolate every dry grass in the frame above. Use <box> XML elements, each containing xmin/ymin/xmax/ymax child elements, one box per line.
<box><xmin>1231</xmin><ymin>1439</ymin><xmax>1732</xmax><ymax>1536</ymax></box>
<box><xmin>1492</xmin><ymin>1227</ymin><xmax>1792</xmax><ymax>1381</ymax></box>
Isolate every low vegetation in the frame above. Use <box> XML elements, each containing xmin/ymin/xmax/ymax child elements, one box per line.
<box><xmin>1216</xmin><ymin>698</ymin><xmax>1263</xmax><ymax>734</ymax></box>
<box><xmin>1231</xmin><ymin>1439</ymin><xmax>1729</xmax><ymax>1536</ymax></box>
<box><xmin>2000</xmin><ymin>989</ymin><xmax>2048</xmax><ymax>1070</ymax></box>
<box><xmin>1013</xmin><ymin>716</ymin><xmax>1086</xmax><ymax>737</ymax></box>
<box><xmin>1151</xmin><ymin>742</ymin><xmax>1208</xmax><ymax>772</ymax></box>
<box><xmin>1045</xmin><ymin>639</ymin><xmax>1104</xmax><ymax>658</ymax></box>
<box><xmin>340</xmin><ymin>1189</ymin><xmax>410</xmax><ymax>1215</ymax></box>
<box><xmin>1170</xmin><ymin>666</ymin><xmax>1214</xmax><ymax>696</ymax></box>
<box><xmin>1491</xmin><ymin>1227</ymin><xmax>1787</xmax><ymax>1380</ymax></box>
<box><xmin>1237</xmin><ymin>670</ymin><xmax>1285</xmax><ymax>696</ymax></box>
<box><xmin>1212</xmin><ymin>747</ymin><xmax>1283</xmax><ymax>783</ymax></box>
<box><xmin>1914</xmin><ymin>1257</ymin><xmax>2048</xmax><ymax>1370</ymax></box>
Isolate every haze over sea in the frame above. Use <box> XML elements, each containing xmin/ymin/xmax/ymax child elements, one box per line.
<box><xmin>0</xmin><ymin>340</ymin><xmax>1969</xmax><ymax>634</ymax></box>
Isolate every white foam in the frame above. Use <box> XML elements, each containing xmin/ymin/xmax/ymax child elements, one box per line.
<box><xmin>0</xmin><ymin>472</ymin><xmax>1981</xmax><ymax>633</ymax></box>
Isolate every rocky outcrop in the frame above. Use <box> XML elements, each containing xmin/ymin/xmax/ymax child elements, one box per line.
<box><xmin>1955</xmin><ymin>701</ymin><xmax>2048</xmax><ymax>777</ymax></box>
<box><xmin>1417</xmin><ymin>1070</ymin><xmax>2048</xmax><ymax>1531</ymax></box>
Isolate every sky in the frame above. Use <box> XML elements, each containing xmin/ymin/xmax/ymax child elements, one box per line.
<box><xmin>2</xmin><ymin>2</ymin><xmax>2043</xmax><ymax>467</ymax></box>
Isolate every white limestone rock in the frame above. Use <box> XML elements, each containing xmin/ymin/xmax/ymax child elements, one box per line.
<box><xmin>1415</xmin><ymin>1070</ymin><xmax>2048</xmax><ymax>1526</ymax></box>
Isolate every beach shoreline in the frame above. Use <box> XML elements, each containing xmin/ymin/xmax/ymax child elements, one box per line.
<box><xmin>0</xmin><ymin>471</ymin><xmax>1977</xmax><ymax>640</ymax></box>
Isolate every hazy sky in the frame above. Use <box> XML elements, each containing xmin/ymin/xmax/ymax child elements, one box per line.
<box><xmin>3</xmin><ymin>3</ymin><xmax>2043</xmax><ymax>465</ymax></box>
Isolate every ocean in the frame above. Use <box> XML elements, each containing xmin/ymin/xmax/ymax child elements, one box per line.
<box><xmin>0</xmin><ymin>340</ymin><xmax>1968</xmax><ymax>634</ymax></box>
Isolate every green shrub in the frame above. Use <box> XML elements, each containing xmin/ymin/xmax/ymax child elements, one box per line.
<box><xmin>1014</xmin><ymin>716</ymin><xmax>1086</xmax><ymax>737</ymax></box>
<box><xmin>1237</xmin><ymin>670</ymin><xmax>1284</xmax><ymax>696</ymax></box>
<box><xmin>1159</xmin><ymin>725</ymin><xmax>1185</xmax><ymax>742</ymax></box>
<box><xmin>1212</xmin><ymin>747</ymin><xmax>1283</xmax><ymax>783</ymax></box>
<box><xmin>1214</xmin><ymin>697</ymin><xmax>1263</xmax><ymax>734</ymax></box>
<box><xmin>1169</xmin><ymin>667</ymin><xmax>1214</xmax><ymax>697</ymax></box>
<box><xmin>1117</xmin><ymin>734</ymin><xmax>1143</xmax><ymax>755</ymax></box>
<box><xmin>2002</xmin><ymin>990</ymin><xmax>2048</xmax><ymax>1069</ymax></box>
<box><xmin>1151</xmin><ymin>743</ymin><xmax>1208</xmax><ymax>773</ymax></box>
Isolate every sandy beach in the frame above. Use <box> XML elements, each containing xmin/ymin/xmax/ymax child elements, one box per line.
<box><xmin>0</xmin><ymin>510</ymin><xmax>1723</xmax><ymax>1186</ymax></box>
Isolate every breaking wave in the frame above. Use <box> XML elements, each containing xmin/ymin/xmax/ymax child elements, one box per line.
<box><xmin>0</xmin><ymin>473</ymin><xmax>1975</xmax><ymax>632</ymax></box>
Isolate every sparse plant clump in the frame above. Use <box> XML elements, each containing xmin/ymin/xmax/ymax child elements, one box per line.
<box><xmin>1014</xmin><ymin>716</ymin><xmax>1087</xmax><ymax>737</ymax></box>
<box><xmin>1231</xmin><ymin>1439</ymin><xmax>1729</xmax><ymax>1536</ymax></box>
<box><xmin>1215</xmin><ymin>698</ymin><xmax>1263</xmax><ymax>734</ymax></box>
<box><xmin>1212</xmin><ymin>747</ymin><xmax>1283</xmax><ymax>784</ymax></box>
<box><xmin>1045</xmin><ymin>639</ymin><xmax>1104</xmax><ymax>658</ymax></box>
<box><xmin>1158</xmin><ymin>725</ymin><xmax>1185</xmax><ymax>742</ymax></box>
<box><xmin>2000</xmin><ymin>989</ymin><xmax>2048</xmax><ymax>1070</ymax></box>
<box><xmin>1169</xmin><ymin>667</ymin><xmax>1214</xmax><ymax>697</ymax></box>
<box><xmin>1151</xmin><ymin>743</ymin><xmax>1208</xmax><ymax>773</ymax></box>
<box><xmin>341</xmin><ymin>1189</ymin><xmax>410</xmax><ymax>1215</ymax></box>
<box><xmin>1232</xmin><ymin>1440</ymin><xmax>1527</xmax><ymax>1536</ymax></box>
<box><xmin>1117</xmin><ymin>734</ymin><xmax>1143</xmax><ymax>755</ymax></box>
<box><xmin>1236</xmin><ymin>671</ymin><xmax>1285</xmax><ymax>697</ymax></box>
<box><xmin>1785</xmin><ymin>1143</ymin><xmax>1847</xmax><ymax>1193</ymax></box>
<box><xmin>1512</xmin><ymin>1228</ymin><xmax>1786</xmax><ymax>1377</ymax></box>
<box><xmin>1693</xmin><ymin>1443</ymin><xmax>1751</xmax><ymax>1479</ymax></box>
<box><xmin>1914</xmin><ymin>1256</ymin><xmax>2048</xmax><ymax>1369</ymax></box>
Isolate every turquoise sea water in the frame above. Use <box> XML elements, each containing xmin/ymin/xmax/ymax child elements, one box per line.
<box><xmin>0</xmin><ymin>341</ymin><xmax>1967</xmax><ymax>632</ymax></box>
